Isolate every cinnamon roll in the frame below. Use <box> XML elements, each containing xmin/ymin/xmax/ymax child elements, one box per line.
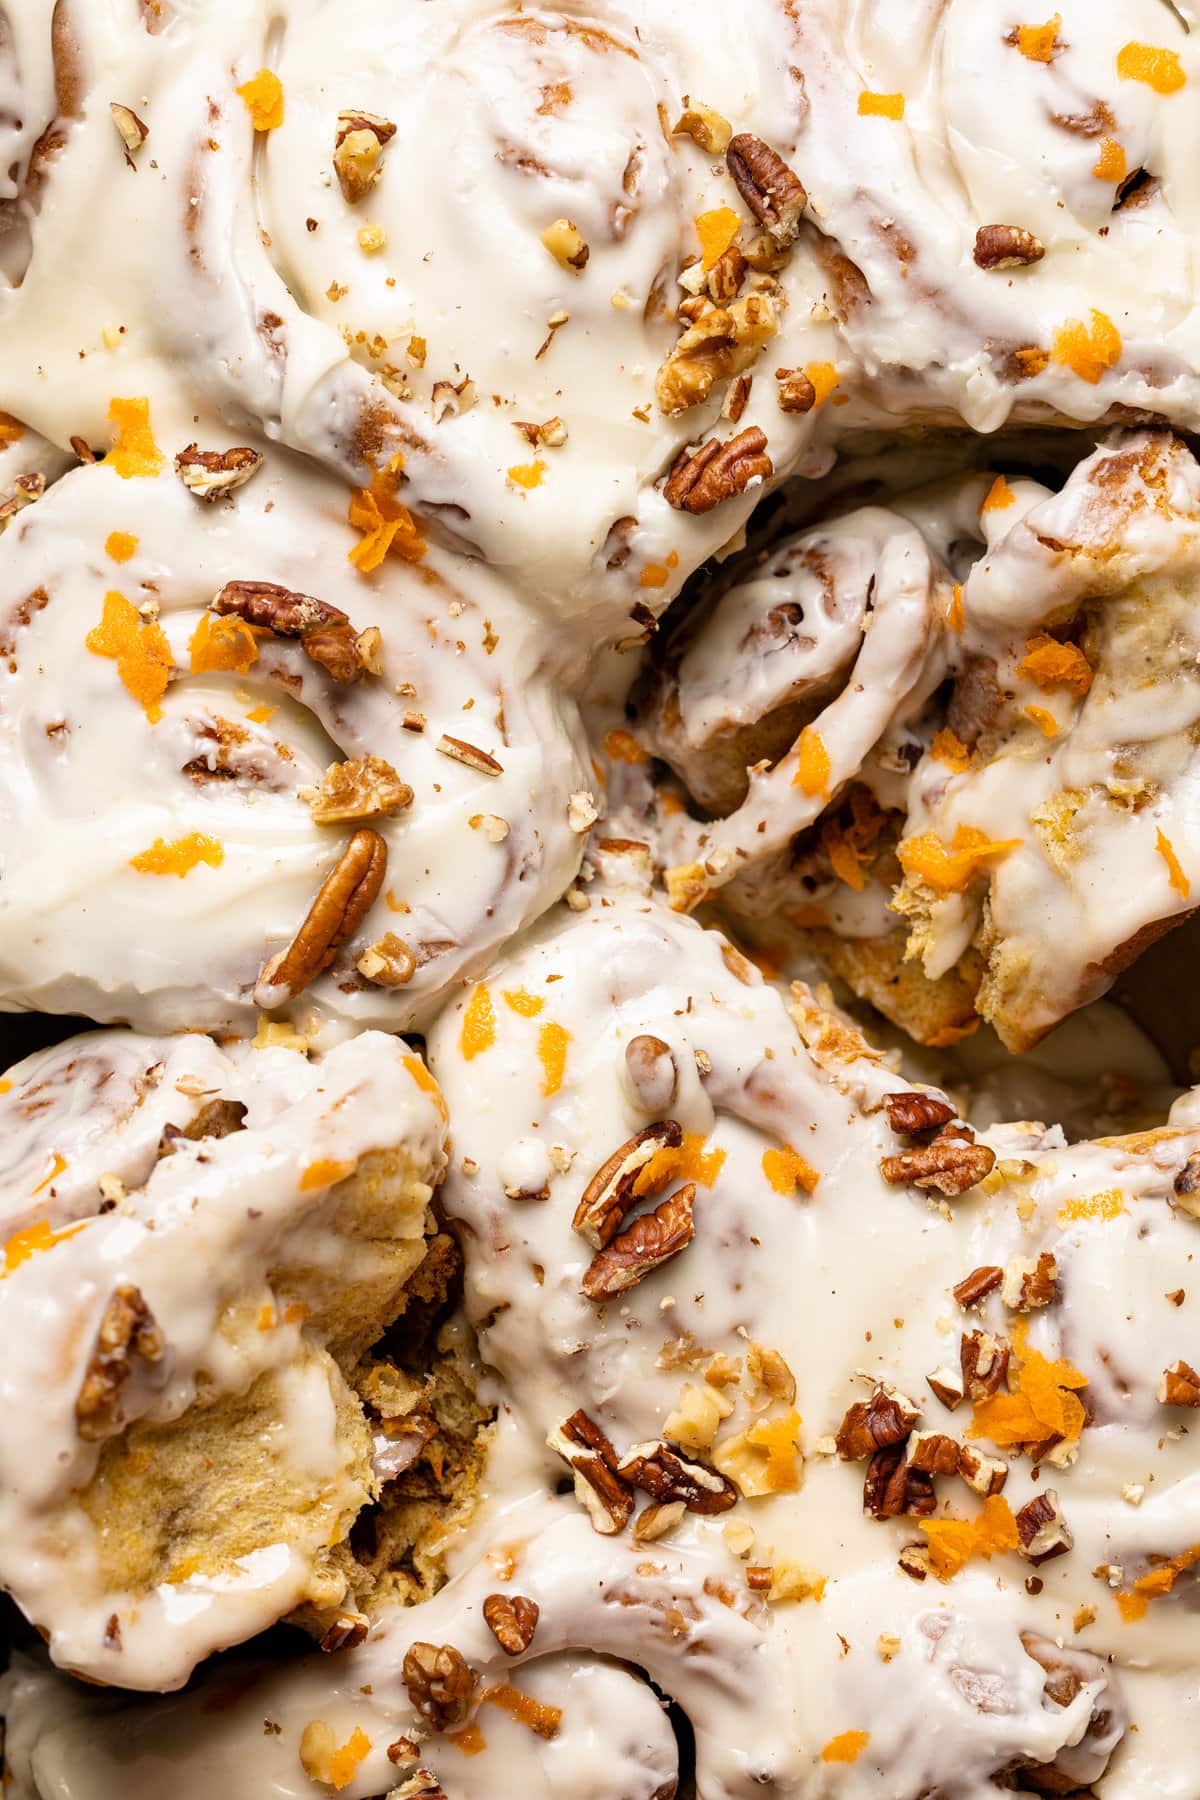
<box><xmin>0</xmin><ymin>448</ymin><xmax>587</xmax><ymax>1032</ymax></box>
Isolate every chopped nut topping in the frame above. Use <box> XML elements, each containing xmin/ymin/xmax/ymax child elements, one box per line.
<box><xmin>836</xmin><ymin>1385</ymin><xmax>920</xmax><ymax>1460</ymax></box>
<box><xmin>624</xmin><ymin>1035</ymin><xmax>678</xmax><ymax>1113</ymax></box>
<box><xmin>708</xmin><ymin>245</ymin><xmax>747</xmax><ymax>305</ymax></box>
<box><xmin>880</xmin><ymin>1126</ymin><xmax>996</xmax><ymax>1197</ymax></box>
<box><xmin>402</xmin><ymin>1641</ymin><xmax>476</xmax><ymax>1732</ymax></box>
<box><xmin>75</xmin><ymin>1285</ymin><xmax>164</xmax><ymax>1439</ymax></box>
<box><xmin>212</xmin><ymin>581</ymin><xmax>379</xmax><ymax>686</ymax></box>
<box><xmin>547</xmin><ymin>1410</ymin><xmax>634</xmax><ymax>1534</ymax></box>
<box><xmin>573</xmin><ymin>1120</ymin><xmax>683</xmax><ymax>1249</ymax></box>
<box><xmin>633</xmin><ymin>1499</ymin><xmax>687</xmax><ymax>1543</ymax></box>
<box><xmin>469</xmin><ymin>812</ymin><xmax>510</xmax><ymax>844</ymax></box>
<box><xmin>663</xmin><ymin>426</ymin><xmax>773</xmax><ymax>514</ymax></box>
<box><xmin>1016</xmin><ymin>1490</ymin><xmax>1074</xmax><ymax>1564</ymax></box>
<box><xmin>775</xmin><ymin>367</ymin><xmax>816</xmax><ymax>413</ymax></box>
<box><xmin>1001</xmin><ymin>1252</ymin><xmax>1059</xmax><ymax>1312</ymax></box>
<box><xmin>656</xmin><ymin>294</ymin><xmax>777</xmax><ymax>416</ymax></box>
<box><xmin>255</xmin><ymin>828</ymin><xmax>387</xmax><ymax>1006</ymax></box>
<box><xmin>726</xmin><ymin>135</ymin><xmax>807</xmax><ymax>246</ymax></box>
<box><xmin>581</xmin><ymin>1183</ymin><xmax>696</xmax><ymax>1300</ymax></box>
<box><xmin>884</xmin><ymin>1091</ymin><xmax>956</xmax><ymax>1136</ymax></box>
<box><xmin>482</xmin><ymin>1593</ymin><xmax>539</xmax><ymax>1656</ymax></box>
<box><xmin>926</xmin><ymin>1364</ymin><xmax>966</xmax><ymax>1410</ymax></box>
<box><xmin>958</xmin><ymin>1444</ymin><xmax>1009</xmax><ymax>1496</ymax></box>
<box><xmin>1158</xmin><ymin>1359</ymin><xmax>1200</xmax><ymax>1407</ymax></box>
<box><xmin>0</xmin><ymin>472</ymin><xmax>46</xmax><ymax>525</ymax></box>
<box><xmin>905</xmin><ymin>1430</ymin><xmax>962</xmax><ymax>1477</ymax></box>
<box><xmin>356</xmin><ymin>932</ymin><xmax>417</xmax><ymax>988</ymax></box>
<box><xmin>306</xmin><ymin>755</ymin><xmax>413</xmax><ymax>827</ymax></box>
<box><xmin>541</xmin><ymin>218</ymin><xmax>590</xmax><ymax>272</ymax></box>
<box><xmin>723</xmin><ymin>373</ymin><xmax>753</xmax><ymax>423</ymax></box>
<box><xmin>617</xmin><ymin>1440</ymin><xmax>738</xmax><ymax>1515</ymax></box>
<box><xmin>898</xmin><ymin>1543</ymin><xmax>932</xmax><ymax>1581</ymax></box>
<box><xmin>319</xmin><ymin>1614</ymin><xmax>368</xmax><ymax>1654</ymax></box>
<box><xmin>952</xmin><ymin>1265</ymin><xmax>1003</xmax><ymax>1309</ymax></box>
<box><xmin>673</xmin><ymin>100</ymin><xmax>733</xmax><ymax>154</ymax></box>
<box><xmin>1171</xmin><ymin>1151</ymin><xmax>1200</xmax><ymax>1217</ymax></box>
<box><xmin>961</xmin><ymin>1329</ymin><xmax>1010</xmax><ymax>1401</ymax></box>
<box><xmin>436</xmin><ymin>735</ymin><xmax>503</xmax><ymax>777</ymax></box>
<box><xmin>567</xmin><ymin>790</ymin><xmax>599</xmax><ymax>834</ymax></box>
<box><xmin>174</xmin><ymin>443</ymin><xmax>263</xmax><ymax>501</ymax></box>
<box><xmin>864</xmin><ymin>1444</ymin><xmax>935</xmax><ymax>1520</ymax></box>
<box><xmin>110</xmin><ymin>101</ymin><xmax>149</xmax><ymax>161</ymax></box>
<box><xmin>431</xmin><ymin>377</ymin><xmax>477</xmax><ymax>422</ymax></box>
<box><xmin>973</xmin><ymin>224</ymin><xmax>1045</xmax><ymax>270</ymax></box>
<box><xmin>334</xmin><ymin>111</ymin><xmax>397</xmax><ymax>204</ymax></box>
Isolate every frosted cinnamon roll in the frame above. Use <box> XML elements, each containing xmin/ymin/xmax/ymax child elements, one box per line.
<box><xmin>0</xmin><ymin>1024</ymin><xmax>458</xmax><ymax>1689</ymax></box>
<box><xmin>785</xmin><ymin>0</ymin><xmax>1200</xmax><ymax>434</ymax></box>
<box><xmin>0</xmin><ymin>448</ymin><xmax>586</xmax><ymax>1032</ymax></box>
<box><xmin>0</xmin><ymin>0</ymin><xmax>843</xmax><ymax>634</ymax></box>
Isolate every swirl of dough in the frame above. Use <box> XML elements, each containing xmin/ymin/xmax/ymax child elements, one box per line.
<box><xmin>0</xmin><ymin>0</ymin><xmax>84</xmax><ymax>285</ymax></box>
<box><xmin>0</xmin><ymin>448</ymin><xmax>587</xmax><ymax>1032</ymax></box>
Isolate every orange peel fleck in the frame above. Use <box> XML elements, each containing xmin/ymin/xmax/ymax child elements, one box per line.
<box><xmin>86</xmin><ymin>589</ymin><xmax>173</xmax><ymax>722</ymax></box>
<box><xmin>1116</xmin><ymin>42</ymin><xmax>1186</xmax><ymax>94</ymax></box>
<box><xmin>898</xmin><ymin>824</ymin><xmax>1022</xmax><ymax>896</ymax></box>
<box><xmin>761</xmin><ymin>1146</ymin><xmax>820</xmax><ymax>1195</ymax></box>
<box><xmin>1156</xmin><ymin>829</ymin><xmax>1190</xmax><ymax>899</ymax></box>
<box><xmin>106</xmin><ymin>397</ymin><xmax>164</xmax><ymax>479</ymax></box>
<box><xmin>237</xmin><ymin>68</ymin><xmax>285</xmax><ymax>131</ymax></box>
<box><xmin>793</xmin><ymin>726</ymin><xmax>831</xmax><ymax>798</ymax></box>
<box><xmin>129</xmin><ymin>833</ymin><xmax>224</xmax><ymax>877</ymax></box>
<box><xmin>461</xmin><ymin>985</ymin><xmax>497</xmax><ymax>1060</ymax></box>
<box><xmin>1053</xmin><ymin>310</ymin><xmax>1122</xmax><ymax>385</ymax></box>
<box><xmin>1019</xmin><ymin>634</ymin><xmax>1093</xmax><ymax>696</ymax></box>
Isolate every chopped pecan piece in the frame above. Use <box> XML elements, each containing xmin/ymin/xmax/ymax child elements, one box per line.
<box><xmin>884</xmin><ymin>1091</ymin><xmax>956</xmax><ymax>1136</ymax></box>
<box><xmin>174</xmin><ymin>444</ymin><xmax>263</xmax><ymax>501</ymax></box>
<box><xmin>572</xmin><ymin>1121</ymin><xmax>683</xmax><ymax>1249</ymax></box>
<box><xmin>617</xmin><ymin>1440</ymin><xmax>738</xmax><ymax>1515</ymax></box>
<box><xmin>961</xmin><ymin>1329</ymin><xmax>1009</xmax><ymax>1401</ymax></box>
<box><xmin>436</xmin><ymin>734</ymin><xmax>504</xmax><ymax>776</ymax></box>
<box><xmin>75</xmin><ymin>1285</ymin><xmax>164</xmax><ymax>1439</ymax></box>
<box><xmin>334</xmin><ymin>110</ymin><xmax>397</xmax><ymax>204</ymax></box>
<box><xmin>1016</xmin><ymin>1490</ymin><xmax>1073</xmax><ymax>1564</ymax></box>
<box><xmin>663</xmin><ymin>426</ymin><xmax>773</xmax><ymax>514</ymax></box>
<box><xmin>926</xmin><ymin>1364</ymin><xmax>965</xmax><ymax>1411</ymax></box>
<box><xmin>708</xmin><ymin>244</ymin><xmax>747</xmax><ymax>305</ymax></box>
<box><xmin>952</xmin><ymin>1265</ymin><xmax>1003</xmax><ymax>1309</ymax></box>
<box><xmin>391</xmin><ymin>1774</ymin><xmax>447</xmax><ymax>1800</ymax></box>
<box><xmin>624</xmin><ymin>1035</ymin><xmax>678</xmax><ymax>1113</ymax></box>
<box><xmin>864</xmin><ymin>1444</ymin><xmax>935</xmax><ymax>1520</ymax></box>
<box><xmin>158</xmin><ymin>1097</ymin><xmax>247</xmax><ymax>1155</ymax></box>
<box><xmin>319</xmin><ymin>1614</ymin><xmax>368</xmax><ymax>1653</ymax></box>
<box><xmin>110</xmin><ymin>101</ymin><xmax>148</xmax><ymax>161</ymax></box>
<box><xmin>633</xmin><ymin>1500</ymin><xmax>687</xmax><ymax>1543</ymax></box>
<box><xmin>1157</xmin><ymin>1359</ymin><xmax>1200</xmax><ymax>1407</ymax></box>
<box><xmin>306</xmin><ymin>755</ymin><xmax>413</xmax><ymax>827</ymax></box>
<box><xmin>959</xmin><ymin>1443</ymin><xmax>1009</xmax><ymax>1496</ymax></box>
<box><xmin>904</xmin><ymin>1430</ymin><xmax>961</xmax><ymax>1477</ymax></box>
<box><xmin>402</xmin><ymin>1642</ymin><xmax>476</xmax><ymax>1732</ymax></box>
<box><xmin>254</xmin><ymin>827</ymin><xmax>387</xmax><ymax>1005</ymax></box>
<box><xmin>581</xmin><ymin>1184</ymin><xmax>696</xmax><ymax>1300</ymax></box>
<box><xmin>1001</xmin><ymin>1252</ymin><xmax>1058</xmax><ymax>1312</ymax></box>
<box><xmin>775</xmin><ymin>367</ymin><xmax>816</xmax><ymax>414</ymax></box>
<box><xmin>656</xmin><ymin>294</ymin><xmax>776</xmax><ymax>415</ymax></box>
<box><xmin>482</xmin><ymin>1593</ymin><xmax>539</xmax><ymax>1656</ymax></box>
<box><xmin>0</xmin><ymin>472</ymin><xmax>46</xmax><ymax>524</ymax></box>
<box><xmin>880</xmin><ymin>1126</ymin><xmax>996</xmax><ymax>1197</ymax></box>
<box><xmin>548</xmin><ymin>1410</ymin><xmax>634</xmax><ymax>1534</ymax></box>
<box><xmin>1171</xmin><ymin>1151</ymin><xmax>1200</xmax><ymax>1217</ymax></box>
<box><xmin>973</xmin><ymin>224</ymin><xmax>1045</xmax><ymax>270</ymax></box>
<box><xmin>726</xmin><ymin>135</ymin><xmax>807</xmax><ymax>246</ymax></box>
<box><xmin>836</xmin><ymin>1385</ymin><xmax>920</xmax><ymax>1461</ymax></box>
<box><xmin>212</xmin><ymin>581</ymin><xmax>378</xmax><ymax>685</ymax></box>
<box><xmin>357</xmin><ymin>932</ymin><xmax>416</xmax><ymax>988</ymax></box>
<box><xmin>673</xmin><ymin>101</ymin><xmax>733</xmax><ymax>154</ymax></box>
<box><xmin>898</xmin><ymin>1543</ymin><xmax>932</xmax><ymax>1581</ymax></box>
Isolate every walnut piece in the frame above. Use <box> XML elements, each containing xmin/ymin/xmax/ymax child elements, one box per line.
<box><xmin>402</xmin><ymin>1641</ymin><xmax>477</xmax><ymax>1732</ymax></box>
<box><xmin>663</xmin><ymin>426</ymin><xmax>773</xmax><ymax>514</ymax></box>
<box><xmin>581</xmin><ymin>1183</ymin><xmax>696</xmax><ymax>1300</ymax></box>
<box><xmin>334</xmin><ymin>110</ymin><xmax>397</xmax><ymax>204</ymax></box>
<box><xmin>75</xmin><ymin>1285</ymin><xmax>164</xmax><ymax>1439</ymax></box>
<box><xmin>306</xmin><ymin>755</ymin><xmax>413</xmax><ymax>827</ymax></box>
<box><xmin>673</xmin><ymin>101</ymin><xmax>733</xmax><ymax>154</ymax></box>
<box><xmin>255</xmin><ymin>828</ymin><xmax>387</xmax><ymax>1006</ymax></box>
<box><xmin>656</xmin><ymin>294</ymin><xmax>777</xmax><ymax>416</ymax></box>
<box><xmin>836</xmin><ymin>1385</ymin><xmax>920</xmax><ymax>1460</ymax></box>
<box><xmin>541</xmin><ymin>218</ymin><xmax>590</xmax><ymax>272</ymax></box>
<box><xmin>726</xmin><ymin>135</ymin><xmax>807</xmax><ymax>246</ymax></box>
<box><xmin>572</xmin><ymin>1120</ymin><xmax>683</xmax><ymax>1249</ymax></box>
<box><xmin>973</xmin><ymin>224</ymin><xmax>1045</xmax><ymax>270</ymax></box>
<box><xmin>1001</xmin><ymin>1252</ymin><xmax>1059</xmax><ymax>1311</ymax></box>
<box><xmin>356</xmin><ymin>932</ymin><xmax>417</xmax><ymax>988</ymax></box>
<box><xmin>1158</xmin><ymin>1359</ymin><xmax>1200</xmax><ymax>1407</ymax></box>
<box><xmin>482</xmin><ymin>1593</ymin><xmax>539</xmax><ymax>1656</ymax></box>
<box><xmin>547</xmin><ymin>1410</ymin><xmax>634</xmax><ymax>1534</ymax></box>
<box><xmin>880</xmin><ymin>1126</ymin><xmax>996</xmax><ymax>1197</ymax></box>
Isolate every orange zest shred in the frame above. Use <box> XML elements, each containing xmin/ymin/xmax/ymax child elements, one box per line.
<box><xmin>246</xmin><ymin>702</ymin><xmax>277</xmax><ymax>725</ymax></box>
<box><xmin>761</xmin><ymin>1146</ymin><xmax>820</xmax><ymax>1195</ymax></box>
<box><xmin>446</xmin><ymin>1721</ymin><xmax>488</xmax><ymax>1756</ymax></box>
<box><xmin>805</xmin><ymin>361</ymin><xmax>840</xmax><ymax>407</ymax></box>
<box><xmin>106</xmin><ymin>396</ymin><xmax>164</xmax><ymax>479</ymax></box>
<box><xmin>1156</xmin><ymin>828</ymin><xmax>1190</xmax><ymax>899</ymax></box>
<box><xmin>538</xmin><ymin>1022</ymin><xmax>571</xmax><ymax>1097</ymax></box>
<box><xmin>0</xmin><ymin>411</ymin><xmax>24</xmax><ymax>446</ymax></box>
<box><xmin>695</xmin><ymin>205</ymin><xmax>741</xmax><ymax>271</ymax></box>
<box><xmin>86</xmin><ymin>589</ymin><xmax>173</xmax><ymax>722</ymax></box>
<box><xmin>947</xmin><ymin>583</ymin><xmax>965</xmax><ymax>634</ymax></box>
<box><xmin>857</xmin><ymin>91</ymin><xmax>905</xmax><ymax>118</ymax></box>
<box><xmin>1093</xmin><ymin>138</ymin><xmax>1127</xmax><ymax>182</ymax></box>
<box><xmin>1059</xmin><ymin>1188</ymin><xmax>1124</xmax><ymax>1223</ymax></box>
<box><xmin>919</xmin><ymin>1495</ymin><xmax>1020</xmax><ymax>1580</ymax></box>
<box><xmin>745</xmin><ymin>1410</ymin><xmax>803</xmax><ymax>1490</ymax></box>
<box><xmin>348</xmin><ymin>456</ymin><xmax>426</xmax><ymax>572</ymax></box>
<box><xmin>460</xmin><ymin>985</ymin><xmax>497</xmax><ymax>1060</ymax></box>
<box><xmin>968</xmin><ymin>1320</ymin><xmax>1087</xmax><ymax>1450</ymax></box>
<box><xmin>3</xmin><ymin>1216</ymin><xmax>87</xmax><ymax>1276</ymax></box>
<box><xmin>105</xmin><ymin>530</ymin><xmax>138</xmax><ymax>563</ymax></box>
<box><xmin>298</xmin><ymin>1158</ymin><xmax>357</xmax><ymax>1193</ymax></box>
<box><xmin>129</xmin><ymin>833</ymin><xmax>224</xmax><ymax>877</ymax></box>
<box><xmin>822</xmin><ymin>1731</ymin><xmax>871</xmax><ymax>1765</ymax></box>
<box><xmin>981</xmin><ymin>474</ymin><xmax>1014</xmax><ymax>514</ymax></box>
<box><xmin>1116</xmin><ymin>1545</ymin><xmax>1200</xmax><ymax>1621</ymax></box>
<box><xmin>403</xmin><ymin>1053</ymin><xmax>447</xmax><ymax>1120</ymax></box>
<box><xmin>482</xmin><ymin>1683</ymin><xmax>563</xmax><ymax>1740</ymax></box>
<box><xmin>897</xmin><ymin>823</ymin><xmax>1022</xmax><ymax>896</ymax></box>
<box><xmin>189</xmin><ymin>612</ymin><xmax>262</xmax><ymax>675</ymax></box>
<box><xmin>507</xmin><ymin>460</ymin><xmax>546</xmax><ymax>490</ymax></box>
<box><xmin>634</xmin><ymin>1131</ymin><xmax>726</xmax><ymax>1196</ymax></box>
<box><xmin>0</xmin><ymin>1080</ymin><xmax>11</xmax><ymax>1095</ymax></box>
<box><xmin>930</xmin><ymin>728</ymin><xmax>971</xmax><ymax>773</ymax></box>
<box><xmin>793</xmin><ymin>725</ymin><xmax>831</xmax><ymax>798</ymax></box>
<box><xmin>603</xmin><ymin>729</ymin><xmax>648</xmax><ymax>765</ymax></box>
<box><xmin>327</xmin><ymin>1726</ymin><xmax>371</xmax><ymax>1790</ymax></box>
<box><xmin>1116</xmin><ymin>42</ymin><xmax>1187</xmax><ymax>94</ymax></box>
<box><xmin>32</xmin><ymin>1152</ymin><xmax>69</xmax><ymax>1197</ymax></box>
<box><xmin>237</xmin><ymin>68</ymin><xmax>285</xmax><ymax>131</ymax></box>
<box><xmin>820</xmin><ymin>787</ymin><xmax>888</xmax><ymax>892</ymax></box>
<box><xmin>1052</xmin><ymin>310</ymin><xmax>1122</xmax><ymax>385</ymax></box>
<box><xmin>1015</xmin><ymin>15</ymin><xmax>1062</xmax><ymax>61</ymax></box>
<box><xmin>503</xmin><ymin>988</ymin><xmax>544</xmax><ymax>1017</ymax></box>
<box><xmin>1018</xmin><ymin>634</ymin><xmax>1093</xmax><ymax>696</ymax></box>
<box><xmin>1024</xmin><ymin>703</ymin><xmax>1059</xmax><ymax>738</ymax></box>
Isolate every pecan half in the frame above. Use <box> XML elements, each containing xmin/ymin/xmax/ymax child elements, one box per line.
<box><xmin>973</xmin><ymin>224</ymin><xmax>1045</xmax><ymax>270</ymax></box>
<box><xmin>1001</xmin><ymin>1252</ymin><xmax>1058</xmax><ymax>1312</ymax></box>
<box><xmin>174</xmin><ymin>444</ymin><xmax>263</xmax><ymax>501</ymax></box>
<box><xmin>75</xmin><ymin>1285</ymin><xmax>164</xmax><ymax>1439</ymax></box>
<box><xmin>952</xmin><ymin>1265</ymin><xmax>1003</xmax><ymax>1309</ymax></box>
<box><xmin>726</xmin><ymin>135</ymin><xmax>807</xmax><ymax>246</ymax></box>
<box><xmin>864</xmin><ymin>1444</ymin><xmax>935</xmax><ymax>1520</ymax></box>
<box><xmin>1016</xmin><ymin>1490</ymin><xmax>1073</xmax><ymax>1564</ymax></box>
<box><xmin>334</xmin><ymin>110</ymin><xmax>397</xmax><ymax>204</ymax></box>
<box><xmin>663</xmin><ymin>427</ymin><xmax>773</xmax><ymax>514</ymax></box>
<box><xmin>482</xmin><ymin>1593</ymin><xmax>539</xmax><ymax>1656</ymax></box>
<box><xmin>624</xmin><ymin>1035</ymin><xmax>678</xmax><ymax>1113</ymax></box>
<box><xmin>580</xmin><ymin>1183</ymin><xmax>696</xmax><ymax>1300</ymax></box>
<box><xmin>547</xmin><ymin>1410</ymin><xmax>634</xmax><ymax>1535</ymax></box>
<box><xmin>212</xmin><ymin>581</ymin><xmax>378</xmax><ymax>685</ymax></box>
<box><xmin>880</xmin><ymin>1128</ymin><xmax>995</xmax><ymax>1197</ymax></box>
<box><xmin>884</xmin><ymin>1091</ymin><xmax>956</xmax><ymax>1136</ymax></box>
<box><xmin>961</xmin><ymin>1329</ymin><xmax>1009</xmax><ymax>1401</ymax></box>
<box><xmin>306</xmin><ymin>755</ymin><xmax>413</xmax><ymax>827</ymax></box>
<box><xmin>573</xmin><ymin>1120</ymin><xmax>683</xmax><ymax>1249</ymax></box>
<box><xmin>254</xmin><ymin>827</ymin><xmax>387</xmax><ymax>1006</ymax></box>
<box><xmin>904</xmin><ymin>1430</ymin><xmax>961</xmax><ymax>1477</ymax></box>
<box><xmin>836</xmin><ymin>1385</ymin><xmax>920</xmax><ymax>1460</ymax></box>
<box><xmin>1158</xmin><ymin>1359</ymin><xmax>1200</xmax><ymax>1407</ymax></box>
<box><xmin>617</xmin><ymin>1440</ymin><xmax>738</xmax><ymax>1515</ymax></box>
<box><xmin>402</xmin><ymin>1642</ymin><xmax>476</xmax><ymax>1732</ymax></box>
